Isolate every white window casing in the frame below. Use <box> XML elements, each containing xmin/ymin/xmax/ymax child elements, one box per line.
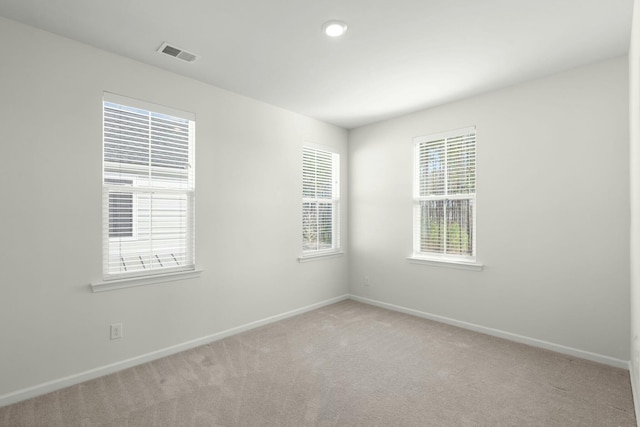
<box><xmin>411</xmin><ymin>126</ymin><xmax>481</xmax><ymax>268</ymax></box>
<box><xmin>101</xmin><ymin>93</ymin><xmax>196</xmax><ymax>282</ymax></box>
<box><xmin>300</xmin><ymin>145</ymin><xmax>341</xmax><ymax>260</ymax></box>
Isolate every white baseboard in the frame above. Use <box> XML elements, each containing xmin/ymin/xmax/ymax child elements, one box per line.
<box><xmin>1</xmin><ymin>293</ymin><xmax>631</xmax><ymax>408</ymax></box>
<box><xmin>0</xmin><ymin>294</ymin><xmax>350</xmax><ymax>408</ymax></box>
<box><xmin>349</xmin><ymin>294</ymin><xmax>630</xmax><ymax>369</ymax></box>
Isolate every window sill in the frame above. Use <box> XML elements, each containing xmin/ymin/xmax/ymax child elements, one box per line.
<box><xmin>407</xmin><ymin>256</ymin><xmax>483</xmax><ymax>271</ymax></box>
<box><xmin>90</xmin><ymin>269</ymin><xmax>203</xmax><ymax>293</ymax></box>
<box><xmin>298</xmin><ymin>251</ymin><xmax>344</xmax><ymax>263</ymax></box>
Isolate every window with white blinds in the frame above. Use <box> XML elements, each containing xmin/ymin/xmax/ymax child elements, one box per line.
<box><xmin>413</xmin><ymin>127</ymin><xmax>476</xmax><ymax>260</ymax></box>
<box><xmin>302</xmin><ymin>146</ymin><xmax>340</xmax><ymax>254</ymax></box>
<box><xmin>102</xmin><ymin>93</ymin><xmax>195</xmax><ymax>279</ymax></box>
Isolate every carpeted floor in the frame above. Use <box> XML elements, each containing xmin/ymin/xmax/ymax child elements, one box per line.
<box><xmin>0</xmin><ymin>299</ymin><xmax>636</xmax><ymax>426</ymax></box>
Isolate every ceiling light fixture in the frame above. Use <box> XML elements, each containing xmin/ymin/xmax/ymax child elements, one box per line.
<box><xmin>322</xmin><ymin>20</ymin><xmax>348</xmax><ymax>38</ymax></box>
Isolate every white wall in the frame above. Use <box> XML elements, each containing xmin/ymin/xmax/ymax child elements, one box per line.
<box><xmin>0</xmin><ymin>11</ymin><xmax>632</xmax><ymax>405</ymax></box>
<box><xmin>349</xmin><ymin>56</ymin><xmax>630</xmax><ymax>361</ymax></box>
<box><xmin>0</xmin><ymin>17</ymin><xmax>348</xmax><ymax>399</ymax></box>
<box><xmin>629</xmin><ymin>0</ymin><xmax>640</xmax><ymax>412</ymax></box>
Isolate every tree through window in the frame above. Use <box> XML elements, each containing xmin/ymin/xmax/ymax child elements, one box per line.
<box><xmin>302</xmin><ymin>146</ymin><xmax>340</xmax><ymax>254</ymax></box>
<box><xmin>413</xmin><ymin>127</ymin><xmax>476</xmax><ymax>260</ymax></box>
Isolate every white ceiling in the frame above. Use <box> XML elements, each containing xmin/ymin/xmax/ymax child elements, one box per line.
<box><xmin>0</xmin><ymin>0</ymin><xmax>633</xmax><ymax>129</ymax></box>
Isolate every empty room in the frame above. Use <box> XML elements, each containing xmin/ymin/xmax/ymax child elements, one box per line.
<box><xmin>1</xmin><ymin>0</ymin><xmax>640</xmax><ymax>425</ymax></box>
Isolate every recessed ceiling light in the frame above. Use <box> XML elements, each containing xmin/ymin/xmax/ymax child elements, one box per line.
<box><xmin>322</xmin><ymin>20</ymin><xmax>348</xmax><ymax>38</ymax></box>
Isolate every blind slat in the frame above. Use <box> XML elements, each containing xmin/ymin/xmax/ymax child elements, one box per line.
<box><xmin>413</xmin><ymin>128</ymin><xmax>476</xmax><ymax>258</ymax></box>
<box><xmin>103</xmin><ymin>97</ymin><xmax>195</xmax><ymax>278</ymax></box>
<box><xmin>302</xmin><ymin>147</ymin><xmax>340</xmax><ymax>252</ymax></box>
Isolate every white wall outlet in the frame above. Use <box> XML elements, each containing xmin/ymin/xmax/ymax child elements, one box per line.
<box><xmin>364</xmin><ymin>276</ymin><xmax>371</xmax><ymax>287</ymax></box>
<box><xmin>110</xmin><ymin>323</ymin><xmax>123</xmax><ymax>340</ymax></box>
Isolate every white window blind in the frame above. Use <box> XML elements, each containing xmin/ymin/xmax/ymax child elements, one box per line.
<box><xmin>413</xmin><ymin>127</ymin><xmax>476</xmax><ymax>260</ymax></box>
<box><xmin>102</xmin><ymin>93</ymin><xmax>195</xmax><ymax>279</ymax></box>
<box><xmin>302</xmin><ymin>146</ymin><xmax>340</xmax><ymax>253</ymax></box>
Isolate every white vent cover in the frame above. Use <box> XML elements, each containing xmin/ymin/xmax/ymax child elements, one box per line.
<box><xmin>157</xmin><ymin>42</ymin><xmax>198</xmax><ymax>63</ymax></box>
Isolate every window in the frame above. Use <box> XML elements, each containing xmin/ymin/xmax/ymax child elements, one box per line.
<box><xmin>413</xmin><ymin>127</ymin><xmax>476</xmax><ymax>261</ymax></box>
<box><xmin>302</xmin><ymin>146</ymin><xmax>340</xmax><ymax>255</ymax></box>
<box><xmin>106</xmin><ymin>178</ymin><xmax>133</xmax><ymax>238</ymax></box>
<box><xmin>102</xmin><ymin>93</ymin><xmax>195</xmax><ymax>279</ymax></box>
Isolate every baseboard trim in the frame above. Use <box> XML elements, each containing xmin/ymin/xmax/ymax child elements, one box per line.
<box><xmin>1</xmin><ymin>292</ymin><xmax>630</xmax><ymax>408</ymax></box>
<box><xmin>349</xmin><ymin>294</ymin><xmax>629</xmax><ymax>369</ymax></box>
<box><xmin>0</xmin><ymin>294</ymin><xmax>350</xmax><ymax>408</ymax></box>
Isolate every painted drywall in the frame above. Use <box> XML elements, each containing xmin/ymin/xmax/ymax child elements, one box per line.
<box><xmin>0</xmin><ymin>16</ymin><xmax>348</xmax><ymax>398</ymax></box>
<box><xmin>349</xmin><ymin>56</ymin><xmax>630</xmax><ymax>360</ymax></box>
<box><xmin>630</xmin><ymin>0</ymin><xmax>640</xmax><ymax>412</ymax></box>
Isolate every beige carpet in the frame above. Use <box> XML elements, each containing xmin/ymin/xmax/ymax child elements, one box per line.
<box><xmin>0</xmin><ymin>299</ymin><xmax>636</xmax><ymax>426</ymax></box>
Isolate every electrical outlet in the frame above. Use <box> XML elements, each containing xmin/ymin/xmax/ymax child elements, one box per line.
<box><xmin>364</xmin><ymin>276</ymin><xmax>371</xmax><ymax>287</ymax></box>
<box><xmin>110</xmin><ymin>323</ymin><xmax>123</xmax><ymax>340</ymax></box>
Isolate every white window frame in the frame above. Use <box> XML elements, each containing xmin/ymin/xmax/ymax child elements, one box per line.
<box><xmin>409</xmin><ymin>126</ymin><xmax>482</xmax><ymax>270</ymax></box>
<box><xmin>299</xmin><ymin>144</ymin><xmax>342</xmax><ymax>262</ymax></box>
<box><xmin>93</xmin><ymin>93</ymin><xmax>199</xmax><ymax>291</ymax></box>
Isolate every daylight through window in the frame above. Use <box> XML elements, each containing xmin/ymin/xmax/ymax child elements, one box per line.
<box><xmin>102</xmin><ymin>93</ymin><xmax>195</xmax><ymax>279</ymax></box>
<box><xmin>106</xmin><ymin>178</ymin><xmax>133</xmax><ymax>238</ymax></box>
<box><xmin>302</xmin><ymin>146</ymin><xmax>340</xmax><ymax>254</ymax></box>
<box><xmin>413</xmin><ymin>127</ymin><xmax>476</xmax><ymax>260</ymax></box>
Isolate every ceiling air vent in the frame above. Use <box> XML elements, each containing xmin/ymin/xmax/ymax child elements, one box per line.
<box><xmin>157</xmin><ymin>42</ymin><xmax>198</xmax><ymax>63</ymax></box>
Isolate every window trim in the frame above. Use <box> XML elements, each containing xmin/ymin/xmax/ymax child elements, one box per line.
<box><xmin>412</xmin><ymin>126</ymin><xmax>478</xmax><ymax>265</ymax></box>
<box><xmin>100</xmin><ymin>93</ymin><xmax>196</xmax><ymax>282</ymax></box>
<box><xmin>297</xmin><ymin>250</ymin><xmax>345</xmax><ymax>263</ymax></box>
<box><xmin>300</xmin><ymin>144</ymin><xmax>341</xmax><ymax>259</ymax></box>
<box><xmin>407</xmin><ymin>256</ymin><xmax>483</xmax><ymax>271</ymax></box>
<box><xmin>91</xmin><ymin>269</ymin><xmax>203</xmax><ymax>293</ymax></box>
